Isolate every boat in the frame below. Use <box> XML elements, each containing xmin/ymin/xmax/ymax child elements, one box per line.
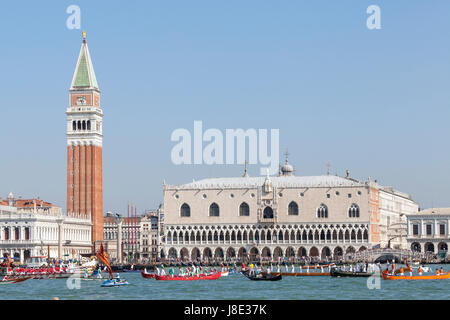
<box><xmin>0</xmin><ymin>275</ymin><xmax>33</xmax><ymax>285</ymax></box>
<box><xmin>155</xmin><ymin>272</ymin><xmax>222</xmax><ymax>281</ymax></box>
<box><xmin>101</xmin><ymin>278</ymin><xmax>130</xmax><ymax>287</ymax></box>
<box><xmin>141</xmin><ymin>269</ymin><xmax>155</xmax><ymax>279</ymax></box>
<box><xmin>221</xmin><ymin>270</ymin><xmax>229</xmax><ymax>277</ymax></box>
<box><xmin>330</xmin><ymin>269</ymin><xmax>374</xmax><ymax>278</ymax></box>
<box><xmin>242</xmin><ymin>270</ymin><xmax>282</xmax><ymax>281</ymax></box>
<box><xmin>261</xmin><ymin>271</ymin><xmax>330</xmax><ymax>277</ymax></box>
<box><xmin>123</xmin><ymin>269</ymin><xmax>141</xmax><ymax>273</ymax></box>
<box><xmin>382</xmin><ymin>272</ymin><xmax>450</xmax><ymax>280</ymax></box>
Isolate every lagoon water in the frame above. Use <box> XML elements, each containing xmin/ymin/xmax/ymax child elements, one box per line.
<box><xmin>1</xmin><ymin>265</ymin><xmax>449</xmax><ymax>300</ymax></box>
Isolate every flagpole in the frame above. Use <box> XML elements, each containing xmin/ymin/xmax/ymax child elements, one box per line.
<box><xmin>127</xmin><ymin>201</ymin><xmax>130</xmax><ymax>264</ymax></box>
<box><xmin>135</xmin><ymin>204</ymin><xmax>137</xmax><ymax>264</ymax></box>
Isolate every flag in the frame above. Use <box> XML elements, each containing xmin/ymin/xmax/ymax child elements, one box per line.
<box><xmin>6</xmin><ymin>253</ymin><xmax>11</xmax><ymax>267</ymax></box>
<box><xmin>96</xmin><ymin>243</ymin><xmax>113</xmax><ymax>278</ymax></box>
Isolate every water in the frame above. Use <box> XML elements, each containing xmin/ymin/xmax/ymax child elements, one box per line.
<box><xmin>1</xmin><ymin>265</ymin><xmax>449</xmax><ymax>300</ymax></box>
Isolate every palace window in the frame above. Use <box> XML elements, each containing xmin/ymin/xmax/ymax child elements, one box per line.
<box><xmin>180</xmin><ymin>203</ymin><xmax>190</xmax><ymax>217</ymax></box>
<box><xmin>239</xmin><ymin>202</ymin><xmax>249</xmax><ymax>216</ymax></box>
<box><xmin>348</xmin><ymin>204</ymin><xmax>360</xmax><ymax>218</ymax></box>
<box><xmin>263</xmin><ymin>207</ymin><xmax>274</xmax><ymax>219</ymax></box>
<box><xmin>426</xmin><ymin>224</ymin><xmax>432</xmax><ymax>235</ymax></box>
<box><xmin>412</xmin><ymin>224</ymin><xmax>419</xmax><ymax>236</ymax></box>
<box><xmin>317</xmin><ymin>204</ymin><xmax>328</xmax><ymax>218</ymax></box>
<box><xmin>288</xmin><ymin>201</ymin><xmax>299</xmax><ymax>215</ymax></box>
<box><xmin>209</xmin><ymin>203</ymin><xmax>220</xmax><ymax>217</ymax></box>
<box><xmin>440</xmin><ymin>224</ymin><xmax>445</xmax><ymax>235</ymax></box>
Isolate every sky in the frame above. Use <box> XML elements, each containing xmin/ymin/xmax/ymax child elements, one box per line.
<box><xmin>1</xmin><ymin>1</ymin><xmax>450</xmax><ymax>214</ymax></box>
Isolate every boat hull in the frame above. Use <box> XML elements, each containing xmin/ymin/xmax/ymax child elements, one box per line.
<box><xmin>141</xmin><ymin>270</ymin><xmax>155</xmax><ymax>279</ymax></box>
<box><xmin>155</xmin><ymin>272</ymin><xmax>222</xmax><ymax>281</ymax></box>
<box><xmin>261</xmin><ymin>271</ymin><xmax>330</xmax><ymax>277</ymax></box>
<box><xmin>330</xmin><ymin>269</ymin><xmax>374</xmax><ymax>278</ymax></box>
<box><xmin>382</xmin><ymin>272</ymin><xmax>450</xmax><ymax>280</ymax></box>
<box><xmin>242</xmin><ymin>271</ymin><xmax>282</xmax><ymax>281</ymax></box>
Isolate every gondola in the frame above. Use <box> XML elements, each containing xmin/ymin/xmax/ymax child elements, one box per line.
<box><xmin>261</xmin><ymin>271</ymin><xmax>330</xmax><ymax>277</ymax></box>
<box><xmin>242</xmin><ymin>270</ymin><xmax>282</xmax><ymax>281</ymax></box>
<box><xmin>330</xmin><ymin>269</ymin><xmax>374</xmax><ymax>278</ymax></box>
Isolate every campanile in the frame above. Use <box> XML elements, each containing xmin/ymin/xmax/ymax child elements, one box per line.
<box><xmin>66</xmin><ymin>31</ymin><xmax>103</xmax><ymax>245</ymax></box>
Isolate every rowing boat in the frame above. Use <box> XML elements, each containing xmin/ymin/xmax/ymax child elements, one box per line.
<box><xmin>221</xmin><ymin>270</ymin><xmax>229</xmax><ymax>277</ymax></box>
<box><xmin>330</xmin><ymin>269</ymin><xmax>374</xmax><ymax>278</ymax></box>
<box><xmin>155</xmin><ymin>272</ymin><xmax>222</xmax><ymax>281</ymax></box>
<box><xmin>141</xmin><ymin>269</ymin><xmax>155</xmax><ymax>279</ymax></box>
<box><xmin>242</xmin><ymin>270</ymin><xmax>282</xmax><ymax>281</ymax></box>
<box><xmin>382</xmin><ymin>272</ymin><xmax>450</xmax><ymax>280</ymax></box>
<box><xmin>0</xmin><ymin>276</ymin><xmax>33</xmax><ymax>284</ymax></box>
<box><xmin>261</xmin><ymin>271</ymin><xmax>330</xmax><ymax>277</ymax></box>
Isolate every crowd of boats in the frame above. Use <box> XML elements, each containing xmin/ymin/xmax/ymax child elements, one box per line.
<box><xmin>1</xmin><ymin>243</ymin><xmax>448</xmax><ymax>286</ymax></box>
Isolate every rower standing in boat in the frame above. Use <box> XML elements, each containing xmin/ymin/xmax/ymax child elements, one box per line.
<box><xmin>418</xmin><ymin>266</ymin><xmax>423</xmax><ymax>275</ymax></box>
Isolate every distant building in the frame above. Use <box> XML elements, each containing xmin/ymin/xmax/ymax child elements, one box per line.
<box><xmin>0</xmin><ymin>192</ymin><xmax>91</xmax><ymax>263</ymax></box>
<box><xmin>407</xmin><ymin>208</ymin><xmax>449</xmax><ymax>258</ymax></box>
<box><xmin>162</xmin><ymin>155</ymin><xmax>418</xmax><ymax>263</ymax></box>
<box><xmin>103</xmin><ymin>208</ymin><xmax>163</xmax><ymax>264</ymax></box>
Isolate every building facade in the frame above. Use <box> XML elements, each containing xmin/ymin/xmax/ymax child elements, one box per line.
<box><xmin>66</xmin><ymin>31</ymin><xmax>103</xmax><ymax>245</ymax></box>
<box><xmin>103</xmin><ymin>209</ymin><xmax>163</xmax><ymax>263</ymax></box>
<box><xmin>407</xmin><ymin>208</ymin><xmax>449</xmax><ymax>258</ymax></box>
<box><xmin>162</xmin><ymin>158</ymin><xmax>418</xmax><ymax>262</ymax></box>
<box><xmin>0</xmin><ymin>193</ymin><xmax>91</xmax><ymax>263</ymax></box>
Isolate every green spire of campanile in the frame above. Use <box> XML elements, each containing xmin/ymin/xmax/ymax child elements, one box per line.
<box><xmin>70</xmin><ymin>31</ymin><xmax>99</xmax><ymax>90</ymax></box>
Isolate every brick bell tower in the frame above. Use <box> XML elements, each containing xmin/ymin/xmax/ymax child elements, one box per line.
<box><xmin>66</xmin><ymin>31</ymin><xmax>103</xmax><ymax>247</ymax></box>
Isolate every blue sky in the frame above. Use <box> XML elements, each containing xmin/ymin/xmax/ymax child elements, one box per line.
<box><xmin>1</xmin><ymin>1</ymin><xmax>450</xmax><ymax>213</ymax></box>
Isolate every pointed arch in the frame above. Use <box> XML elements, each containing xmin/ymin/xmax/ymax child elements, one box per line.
<box><xmin>180</xmin><ymin>203</ymin><xmax>191</xmax><ymax>217</ymax></box>
<box><xmin>239</xmin><ymin>202</ymin><xmax>250</xmax><ymax>216</ymax></box>
<box><xmin>288</xmin><ymin>201</ymin><xmax>299</xmax><ymax>215</ymax></box>
<box><xmin>209</xmin><ymin>203</ymin><xmax>220</xmax><ymax>216</ymax></box>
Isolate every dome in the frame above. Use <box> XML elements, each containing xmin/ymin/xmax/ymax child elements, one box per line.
<box><xmin>281</xmin><ymin>162</ymin><xmax>294</xmax><ymax>175</ymax></box>
<box><xmin>280</xmin><ymin>149</ymin><xmax>294</xmax><ymax>176</ymax></box>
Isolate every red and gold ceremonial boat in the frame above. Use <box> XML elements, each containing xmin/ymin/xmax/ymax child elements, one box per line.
<box><xmin>155</xmin><ymin>272</ymin><xmax>222</xmax><ymax>281</ymax></box>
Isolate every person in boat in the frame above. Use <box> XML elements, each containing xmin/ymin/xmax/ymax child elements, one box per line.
<box><xmin>440</xmin><ymin>267</ymin><xmax>444</xmax><ymax>274</ymax></box>
<box><xmin>408</xmin><ymin>266</ymin><xmax>413</xmax><ymax>277</ymax></box>
<box><xmin>169</xmin><ymin>267</ymin><xmax>174</xmax><ymax>278</ymax></box>
<box><xmin>399</xmin><ymin>267</ymin><xmax>404</xmax><ymax>276</ymax></box>
<box><xmin>435</xmin><ymin>268</ymin><xmax>440</xmax><ymax>276</ymax></box>
<box><xmin>418</xmin><ymin>266</ymin><xmax>423</xmax><ymax>275</ymax></box>
<box><xmin>291</xmin><ymin>264</ymin><xmax>295</xmax><ymax>273</ymax></box>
